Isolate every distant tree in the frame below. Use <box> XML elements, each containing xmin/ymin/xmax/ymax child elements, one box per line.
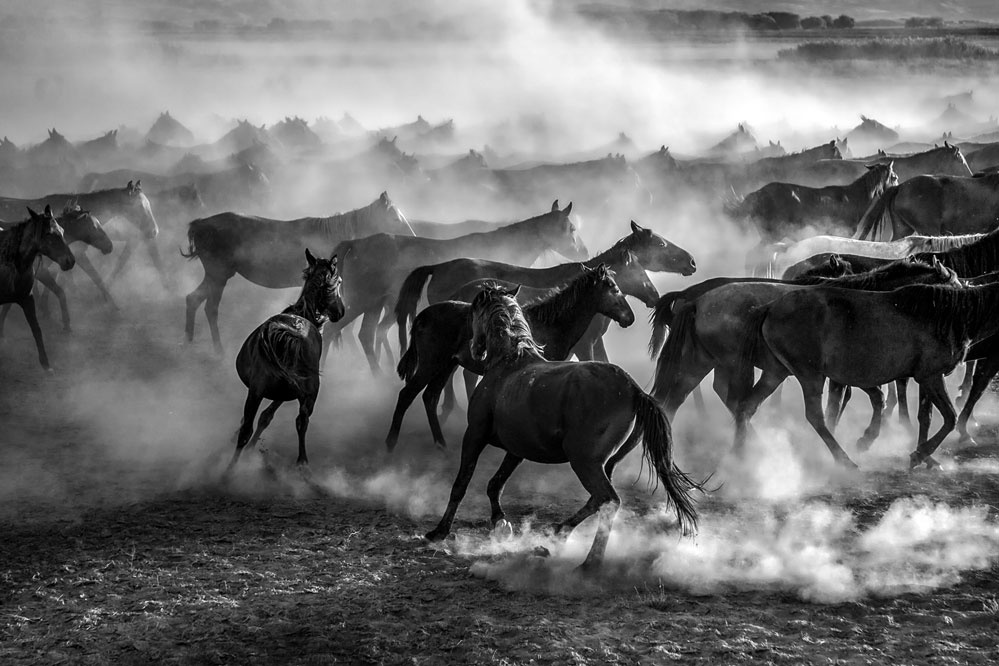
<box><xmin>821</xmin><ymin>15</ymin><xmax>834</xmax><ymax>26</ymax></box>
<box><xmin>905</xmin><ymin>17</ymin><xmax>944</xmax><ymax>28</ymax></box>
<box><xmin>832</xmin><ymin>15</ymin><xmax>856</xmax><ymax>29</ymax></box>
<box><xmin>801</xmin><ymin>16</ymin><xmax>826</xmax><ymax>29</ymax></box>
<box><xmin>747</xmin><ymin>13</ymin><xmax>779</xmax><ymax>30</ymax></box>
<box><xmin>267</xmin><ymin>17</ymin><xmax>288</xmax><ymax>32</ymax></box>
<box><xmin>766</xmin><ymin>12</ymin><xmax>802</xmax><ymax>30</ymax></box>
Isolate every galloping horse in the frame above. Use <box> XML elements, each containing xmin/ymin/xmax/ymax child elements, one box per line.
<box><xmin>331</xmin><ymin>201</ymin><xmax>587</xmax><ymax>372</ymax></box>
<box><xmin>386</xmin><ymin>264</ymin><xmax>637</xmax><ymax>450</ymax></box>
<box><xmin>183</xmin><ymin>192</ymin><xmax>413</xmax><ymax>353</ymax></box>
<box><xmin>0</xmin><ymin>207</ymin><xmax>113</xmax><ymax>334</ymax></box>
<box><xmin>229</xmin><ymin>250</ymin><xmax>345</xmax><ymax>470</ymax></box>
<box><xmin>0</xmin><ymin>206</ymin><xmax>76</xmax><ymax>369</ymax></box>
<box><xmin>734</xmin><ymin>280</ymin><xmax>999</xmax><ymax>469</ymax></box>
<box><xmin>425</xmin><ymin>285</ymin><xmax>702</xmax><ymax>570</ymax></box>
<box><xmin>0</xmin><ymin>181</ymin><xmax>160</xmax><ymax>285</ymax></box>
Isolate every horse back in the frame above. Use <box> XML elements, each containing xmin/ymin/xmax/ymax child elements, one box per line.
<box><xmin>236</xmin><ymin>313</ymin><xmax>322</xmax><ymax>398</ymax></box>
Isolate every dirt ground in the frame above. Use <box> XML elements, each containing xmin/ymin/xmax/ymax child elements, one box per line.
<box><xmin>2</xmin><ymin>271</ymin><xmax>999</xmax><ymax>665</ymax></box>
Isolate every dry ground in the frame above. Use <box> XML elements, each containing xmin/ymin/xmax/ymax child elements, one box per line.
<box><xmin>2</xmin><ymin>270</ymin><xmax>998</xmax><ymax>665</ymax></box>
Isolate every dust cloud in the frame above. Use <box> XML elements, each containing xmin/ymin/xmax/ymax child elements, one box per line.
<box><xmin>1</xmin><ymin>0</ymin><xmax>997</xmax><ymax>603</ymax></box>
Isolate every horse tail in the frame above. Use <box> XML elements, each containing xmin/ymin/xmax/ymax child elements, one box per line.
<box><xmin>180</xmin><ymin>221</ymin><xmax>200</xmax><ymax>260</ymax></box>
<box><xmin>256</xmin><ymin>326</ymin><xmax>314</xmax><ymax>395</ymax></box>
<box><xmin>632</xmin><ymin>389</ymin><xmax>701</xmax><ymax>535</ymax></box>
<box><xmin>651</xmin><ymin>301</ymin><xmax>697</xmax><ymax>402</ymax></box>
<box><xmin>648</xmin><ymin>290</ymin><xmax>682</xmax><ymax>358</ymax></box>
<box><xmin>394</xmin><ymin>263</ymin><xmax>437</xmax><ymax>353</ymax></box>
<box><xmin>722</xmin><ymin>188</ymin><xmax>747</xmax><ymax>218</ymax></box>
<box><xmin>397</xmin><ymin>338</ymin><xmax>418</xmax><ymax>381</ymax></box>
<box><xmin>733</xmin><ymin>305</ymin><xmax>769</xmax><ymax>400</ymax></box>
<box><xmin>853</xmin><ymin>186</ymin><xmax>898</xmax><ymax>241</ymax></box>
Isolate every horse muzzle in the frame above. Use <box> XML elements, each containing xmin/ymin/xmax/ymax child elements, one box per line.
<box><xmin>58</xmin><ymin>254</ymin><xmax>76</xmax><ymax>271</ymax></box>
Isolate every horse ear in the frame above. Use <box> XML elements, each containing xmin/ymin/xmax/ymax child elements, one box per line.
<box><xmin>305</xmin><ymin>248</ymin><xmax>317</xmax><ymax>267</ymax></box>
<box><xmin>135</xmin><ymin>179</ymin><xmax>141</xmax><ymax>190</ymax></box>
<box><xmin>562</xmin><ymin>202</ymin><xmax>572</xmax><ymax>216</ymax></box>
<box><xmin>945</xmin><ymin>140</ymin><xmax>951</xmax><ymax>148</ymax></box>
<box><xmin>509</xmin><ymin>285</ymin><xmax>521</xmax><ymax>298</ymax></box>
<box><xmin>329</xmin><ymin>252</ymin><xmax>338</xmax><ymax>267</ymax></box>
<box><xmin>828</xmin><ymin>255</ymin><xmax>838</xmax><ymax>267</ymax></box>
<box><xmin>43</xmin><ymin>204</ymin><xmax>53</xmax><ymax>217</ymax></box>
<box><xmin>379</xmin><ymin>191</ymin><xmax>389</xmax><ymax>203</ymax></box>
<box><xmin>26</xmin><ymin>206</ymin><xmax>38</xmax><ymax>218</ymax></box>
<box><xmin>126</xmin><ymin>180</ymin><xmax>134</xmax><ymax>191</ymax></box>
<box><xmin>630</xmin><ymin>220</ymin><xmax>645</xmax><ymax>234</ymax></box>
<box><xmin>551</xmin><ymin>200</ymin><xmax>559</xmax><ymax>212</ymax></box>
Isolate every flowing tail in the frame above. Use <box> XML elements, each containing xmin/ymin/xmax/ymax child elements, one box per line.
<box><xmin>394</xmin><ymin>263</ymin><xmax>438</xmax><ymax>354</ymax></box>
<box><xmin>632</xmin><ymin>389</ymin><xmax>702</xmax><ymax>535</ymax></box>
<box><xmin>648</xmin><ymin>290</ymin><xmax>683</xmax><ymax>358</ymax></box>
<box><xmin>651</xmin><ymin>301</ymin><xmax>697</xmax><ymax>404</ymax></box>
<box><xmin>180</xmin><ymin>222</ymin><xmax>200</xmax><ymax>259</ymax></box>
<box><xmin>853</xmin><ymin>186</ymin><xmax>898</xmax><ymax>241</ymax></box>
<box><xmin>256</xmin><ymin>325</ymin><xmax>314</xmax><ymax>395</ymax></box>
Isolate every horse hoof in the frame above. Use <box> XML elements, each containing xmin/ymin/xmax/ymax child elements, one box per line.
<box><xmin>908</xmin><ymin>452</ymin><xmax>923</xmax><ymax>470</ymax></box>
<box><xmin>425</xmin><ymin>528</ymin><xmax>450</xmax><ymax>543</ymax></box>
<box><xmin>924</xmin><ymin>456</ymin><xmax>943</xmax><ymax>471</ymax></box>
<box><xmin>855</xmin><ymin>436</ymin><xmax>875</xmax><ymax>453</ymax></box>
<box><xmin>492</xmin><ymin>519</ymin><xmax>514</xmax><ymax>540</ymax></box>
<box><xmin>838</xmin><ymin>457</ymin><xmax>859</xmax><ymax>470</ymax></box>
<box><xmin>575</xmin><ymin>559</ymin><xmax>603</xmax><ymax>576</ymax></box>
<box><xmin>958</xmin><ymin>434</ymin><xmax>978</xmax><ymax>448</ymax></box>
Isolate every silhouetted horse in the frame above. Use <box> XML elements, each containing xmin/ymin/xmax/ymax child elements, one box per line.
<box><xmin>386</xmin><ymin>264</ymin><xmax>636</xmax><ymax>450</ymax></box>
<box><xmin>0</xmin><ymin>206</ymin><xmax>76</xmax><ymax>369</ymax></box>
<box><xmin>727</xmin><ymin>162</ymin><xmax>898</xmax><ymax>243</ymax></box>
<box><xmin>229</xmin><ymin>250</ymin><xmax>345</xmax><ymax>470</ymax></box>
<box><xmin>183</xmin><ymin>192</ymin><xmax>414</xmax><ymax>353</ymax></box>
<box><xmin>331</xmin><ymin>201</ymin><xmax>587</xmax><ymax>372</ymax></box>
<box><xmin>734</xmin><ymin>279</ymin><xmax>999</xmax><ymax>470</ymax></box>
<box><xmin>425</xmin><ymin>285</ymin><xmax>702</xmax><ymax>570</ymax></box>
<box><xmin>0</xmin><ymin>208</ymin><xmax>113</xmax><ymax>334</ymax></box>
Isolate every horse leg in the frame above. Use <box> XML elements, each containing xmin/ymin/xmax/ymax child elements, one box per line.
<box><xmin>107</xmin><ymin>240</ymin><xmax>135</xmax><ymax>283</ymax></box>
<box><xmin>884</xmin><ymin>380</ymin><xmax>898</xmax><ymax>418</ymax></box>
<box><xmin>357</xmin><ymin>309</ymin><xmax>382</xmax><ymax>374</ymax></box>
<box><xmin>76</xmin><ymin>251</ymin><xmax>118</xmax><ymax>308</ymax></box>
<box><xmin>185</xmin><ymin>275</ymin><xmax>212</xmax><ymax>342</ymax></box>
<box><xmin>692</xmin><ymin>385</ymin><xmax>707</xmax><ymax>416</ymax></box>
<box><xmin>896</xmin><ymin>378</ymin><xmax>911</xmax><ymax>426</ymax></box>
<box><xmin>462</xmin><ymin>369</ymin><xmax>478</xmax><ymax>408</ymax></box>
<box><xmin>590</xmin><ymin>335</ymin><xmax>609</xmax><ymax>363</ymax></box>
<box><xmin>375</xmin><ymin>307</ymin><xmax>396</xmax><ymax>368</ymax></box>
<box><xmin>956</xmin><ymin>356</ymin><xmax>999</xmax><ymax>447</ymax></box>
<box><xmin>798</xmin><ymin>376</ymin><xmax>858</xmax><ymax>468</ymax></box>
<box><xmin>732</xmin><ymin>368</ymin><xmax>787</xmax><ymax>455</ymax></box>
<box><xmin>0</xmin><ymin>303</ymin><xmax>9</xmax><ymax>338</ymax></box>
<box><xmin>604</xmin><ymin>425</ymin><xmax>643</xmax><ymax>480</ymax></box>
<box><xmin>910</xmin><ymin>375</ymin><xmax>957</xmax><ymax>470</ymax></box>
<box><xmin>423</xmin><ymin>362</ymin><xmax>458</xmax><ymax>449</ymax></box>
<box><xmin>560</xmin><ymin>460</ymin><xmax>620</xmax><ymax>571</ymax></box>
<box><xmin>295</xmin><ymin>395</ymin><xmax>316</xmax><ymax>466</ymax></box>
<box><xmin>825</xmin><ymin>381</ymin><xmax>846</xmax><ymax>430</ymax></box>
<box><xmin>18</xmin><ymin>296</ymin><xmax>51</xmax><ymax>370</ymax></box>
<box><xmin>487</xmin><ymin>453</ymin><xmax>524</xmax><ymax>528</ymax></box>
<box><xmin>36</xmin><ymin>270</ymin><xmax>70</xmax><ymax>333</ymax></box>
<box><xmin>386</xmin><ymin>370</ymin><xmax>432</xmax><ymax>453</ymax></box>
<box><xmin>247</xmin><ymin>400</ymin><xmax>284</xmax><ymax>452</ymax></box>
<box><xmin>957</xmin><ymin>360</ymin><xmax>976</xmax><ymax>408</ymax></box>
<box><xmin>204</xmin><ymin>279</ymin><xmax>228</xmax><ymax>355</ymax></box>
<box><xmin>145</xmin><ymin>238</ymin><xmax>171</xmax><ymax>291</ymax></box>
<box><xmin>856</xmin><ymin>386</ymin><xmax>885</xmax><ymax>452</ymax></box>
<box><xmin>228</xmin><ymin>391</ymin><xmax>264</xmax><ymax>471</ymax></box>
<box><xmin>426</xmin><ymin>419</ymin><xmax>491</xmax><ymax>541</ymax></box>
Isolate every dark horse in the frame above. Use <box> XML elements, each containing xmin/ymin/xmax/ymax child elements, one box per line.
<box><xmin>425</xmin><ymin>285</ymin><xmax>701</xmax><ymax>570</ymax></box>
<box><xmin>0</xmin><ymin>206</ymin><xmax>77</xmax><ymax>369</ymax></box>
<box><xmin>386</xmin><ymin>263</ymin><xmax>636</xmax><ymax>450</ymax></box>
<box><xmin>183</xmin><ymin>192</ymin><xmax>414</xmax><ymax>353</ymax></box>
<box><xmin>229</xmin><ymin>250</ymin><xmax>345</xmax><ymax>470</ymax></box>
<box><xmin>727</xmin><ymin>162</ymin><xmax>898</xmax><ymax>243</ymax></box>
<box><xmin>0</xmin><ymin>181</ymin><xmax>161</xmax><ymax>285</ymax></box>
<box><xmin>733</xmin><ymin>281</ymin><xmax>999</xmax><ymax>470</ymax></box>
<box><xmin>0</xmin><ymin>207</ymin><xmax>113</xmax><ymax>334</ymax></box>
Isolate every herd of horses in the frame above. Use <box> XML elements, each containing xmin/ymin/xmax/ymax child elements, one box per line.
<box><xmin>6</xmin><ymin>105</ymin><xmax>999</xmax><ymax>567</ymax></box>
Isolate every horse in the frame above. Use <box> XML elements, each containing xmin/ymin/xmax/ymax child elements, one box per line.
<box><xmin>229</xmin><ymin>249</ymin><xmax>345</xmax><ymax>470</ymax></box>
<box><xmin>651</xmin><ymin>258</ymin><xmax>959</xmax><ymax>456</ymax></box>
<box><xmin>394</xmin><ymin>220</ymin><xmax>694</xmax><ymax>351</ymax></box>
<box><xmin>733</xmin><ymin>280</ymin><xmax>999</xmax><ymax>470</ymax></box>
<box><xmin>855</xmin><ymin>173</ymin><xmax>999</xmax><ymax>241</ymax></box>
<box><xmin>794</xmin><ymin>143</ymin><xmax>973</xmax><ymax>187</ymax></box>
<box><xmin>0</xmin><ymin>208</ymin><xmax>113</xmax><ymax>335</ymax></box>
<box><xmin>425</xmin><ymin>285</ymin><xmax>702</xmax><ymax>571</ymax></box>
<box><xmin>386</xmin><ymin>264</ymin><xmax>636</xmax><ymax>450</ymax></box>
<box><xmin>0</xmin><ymin>181</ymin><xmax>162</xmax><ymax>287</ymax></box>
<box><xmin>182</xmin><ymin>192</ymin><xmax>414</xmax><ymax>354</ymax></box>
<box><xmin>727</xmin><ymin>162</ymin><xmax>897</xmax><ymax>244</ymax></box>
<box><xmin>0</xmin><ymin>206</ymin><xmax>77</xmax><ymax>369</ymax></box>
<box><xmin>330</xmin><ymin>201</ymin><xmax>588</xmax><ymax>372</ymax></box>
<box><xmin>760</xmin><ymin>232</ymin><xmax>984</xmax><ymax>278</ymax></box>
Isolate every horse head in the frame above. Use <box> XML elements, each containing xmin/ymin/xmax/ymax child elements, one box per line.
<box><xmin>624</xmin><ymin>220</ymin><xmax>696</xmax><ymax>276</ymax></box>
<box><xmin>120</xmin><ymin>180</ymin><xmax>159</xmax><ymax>239</ymax></box>
<box><xmin>61</xmin><ymin>207</ymin><xmax>113</xmax><ymax>255</ymax></box>
<box><xmin>542</xmin><ymin>201</ymin><xmax>588</xmax><ymax>261</ymax></box>
<box><xmin>588</xmin><ymin>262</ymin><xmax>635</xmax><ymax>327</ymax></box>
<box><xmin>469</xmin><ymin>284</ymin><xmax>529</xmax><ymax>363</ymax></box>
<box><xmin>26</xmin><ymin>205</ymin><xmax>75</xmax><ymax>271</ymax></box>
<box><xmin>303</xmin><ymin>249</ymin><xmax>345</xmax><ymax>323</ymax></box>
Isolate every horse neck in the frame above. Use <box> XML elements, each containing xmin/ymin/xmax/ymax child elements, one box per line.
<box><xmin>59</xmin><ymin>217</ymin><xmax>87</xmax><ymax>243</ymax></box>
<box><xmin>590</xmin><ymin>244</ymin><xmax>630</xmax><ymax>268</ymax></box>
<box><xmin>283</xmin><ymin>283</ymin><xmax>327</xmax><ymax>328</ymax></box>
<box><xmin>524</xmin><ymin>279</ymin><xmax>601</xmax><ymax>357</ymax></box>
<box><xmin>924</xmin><ymin>233</ymin><xmax>999</xmax><ymax>277</ymax></box>
<box><xmin>0</xmin><ymin>222</ymin><xmax>38</xmax><ymax>274</ymax></box>
<box><xmin>849</xmin><ymin>170</ymin><xmax>885</xmax><ymax>200</ymax></box>
<box><xmin>951</xmin><ymin>284</ymin><xmax>999</xmax><ymax>342</ymax></box>
<box><xmin>449</xmin><ymin>217</ymin><xmax>551</xmax><ymax>264</ymax></box>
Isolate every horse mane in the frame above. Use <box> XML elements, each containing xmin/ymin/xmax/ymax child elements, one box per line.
<box><xmin>913</xmin><ymin>228</ymin><xmax>999</xmax><ymax>276</ymax></box>
<box><xmin>283</xmin><ymin>259</ymin><xmax>337</xmax><ymax>327</ymax></box>
<box><xmin>523</xmin><ymin>268</ymin><xmax>605</xmax><ymax>325</ymax></box>
<box><xmin>795</xmin><ymin>257</ymin><xmax>938</xmax><ymax>289</ymax></box>
<box><xmin>473</xmin><ymin>288</ymin><xmax>545</xmax><ymax>364</ymax></box>
<box><xmin>914</xmin><ymin>233</ymin><xmax>984</xmax><ymax>253</ymax></box>
<box><xmin>890</xmin><ymin>283</ymin><xmax>999</xmax><ymax>344</ymax></box>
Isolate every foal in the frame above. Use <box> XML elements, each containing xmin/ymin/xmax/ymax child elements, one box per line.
<box><xmin>229</xmin><ymin>249</ymin><xmax>345</xmax><ymax>470</ymax></box>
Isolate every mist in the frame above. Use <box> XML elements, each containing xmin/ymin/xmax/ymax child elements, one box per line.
<box><xmin>2</xmin><ymin>0</ymin><xmax>998</xmax><ymax>609</ymax></box>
